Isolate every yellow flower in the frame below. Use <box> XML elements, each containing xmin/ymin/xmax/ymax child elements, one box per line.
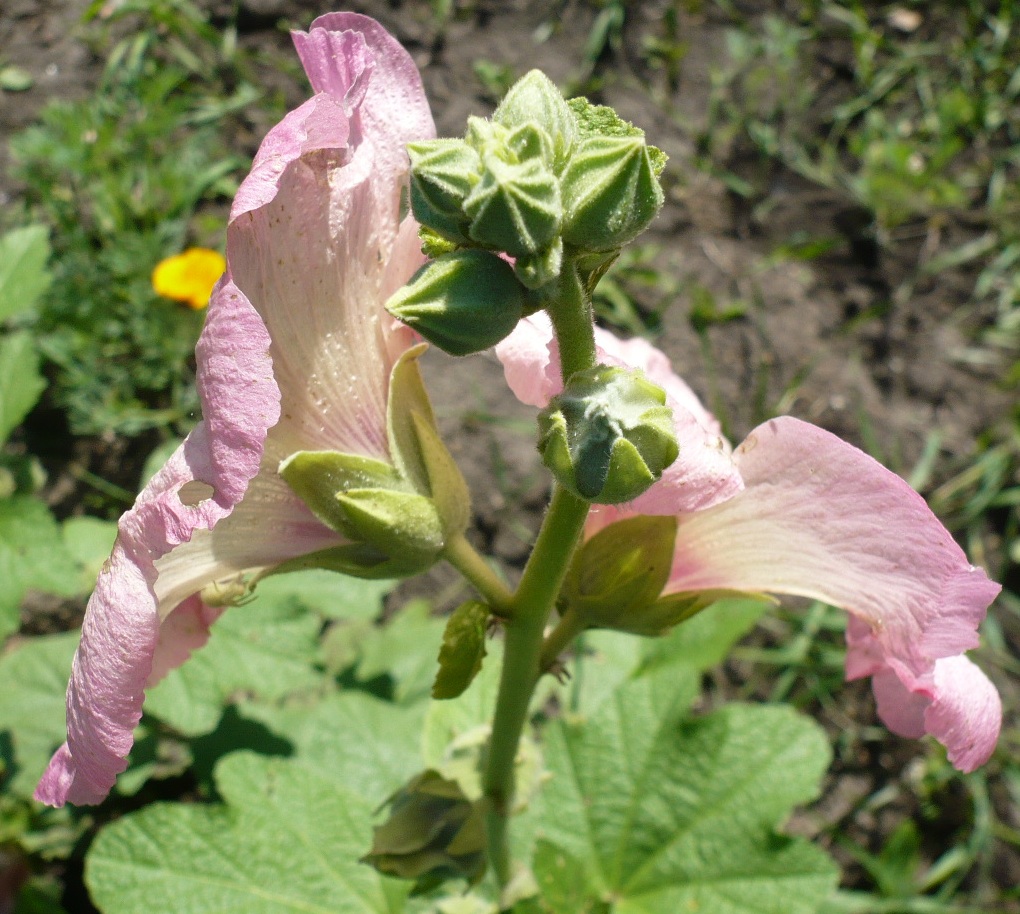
<box><xmin>152</xmin><ymin>247</ymin><xmax>226</xmax><ymax>310</ymax></box>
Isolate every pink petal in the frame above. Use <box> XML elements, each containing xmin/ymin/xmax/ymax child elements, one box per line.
<box><xmin>147</xmin><ymin>596</ymin><xmax>225</xmax><ymax>688</ymax></box>
<box><xmin>667</xmin><ymin>417</ymin><xmax>1000</xmax><ymax>677</ymax></box>
<box><xmin>294</xmin><ymin>13</ymin><xmax>434</xmax><ymax>162</ymax></box>
<box><xmin>854</xmin><ymin>634</ymin><xmax>1001</xmax><ymax>772</ymax></box>
<box><xmin>38</xmin><ymin>15</ymin><xmax>431</xmax><ymax>807</ymax></box>
<box><xmin>495</xmin><ymin>315</ymin><xmax>743</xmax><ymax>512</ymax></box>
<box><xmin>926</xmin><ymin>656</ymin><xmax>1001</xmax><ymax>772</ymax></box>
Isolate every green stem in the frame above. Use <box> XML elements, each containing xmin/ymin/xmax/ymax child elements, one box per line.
<box><xmin>481</xmin><ymin>256</ymin><xmax>599</xmax><ymax>895</ymax></box>
<box><xmin>443</xmin><ymin>533</ymin><xmax>515</xmax><ymax>615</ymax></box>
<box><xmin>482</xmin><ymin>485</ymin><xmax>590</xmax><ymax>890</ymax></box>
<box><xmin>546</xmin><ymin>265</ymin><xmax>596</xmax><ymax>382</ymax></box>
<box><xmin>539</xmin><ymin>606</ymin><xmax>587</xmax><ymax>673</ymax></box>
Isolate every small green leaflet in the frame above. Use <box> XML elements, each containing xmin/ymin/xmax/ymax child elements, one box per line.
<box><xmin>433</xmin><ymin>600</ymin><xmax>489</xmax><ymax>699</ymax></box>
<box><xmin>535</xmin><ymin>666</ymin><xmax>838</xmax><ymax>913</ymax></box>
<box><xmin>0</xmin><ymin>332</ymin><xmax>47</xmax><ymax>446</ymax></box>
<box><xmin>0</xmin><ymin>497</ymin><xmax>80</xmax><ymax>642</ymax></box>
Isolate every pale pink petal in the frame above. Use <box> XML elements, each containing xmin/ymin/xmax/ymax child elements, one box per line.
<box><xmin>667</xmin><ymin>417</ymin><xmax>1000</xmax><ymax>678</ymax></box>
<box><xmin>494</xmin><ymin>313</ymin><xmax>562</xmax><ymax>407</ymax></box>
<box><xmin>926</xmin><ymin>656</ymin><xmax>1001</xmax><ymax>772</ymax></box>
<box><xmin>495</xmin><ymin>315</ymin><xmax>743</xmax><ymax>512</ymax></box>
<box><xmin>147</xmin><ymin>597</ymin><xmax>226</xmax><ymax>688</ymax></box>
<box><xmin>871</xmin><ymin>669</ymin><xmax>930</xmax><ymax>739</ymax></box>
<box><xmin>854</xmin><ymin>631</ymin><xmax>1001</xmax><ymax>772</ymax></box>
<box><xmin>38</xmin><ymin>15</ymin><xmax>429</xmax><ymax>807</ymax></box>
<box><xmin>294</xmin><ymin>13</ymin><xmax>435</xmax><ymax>168</ymax></box>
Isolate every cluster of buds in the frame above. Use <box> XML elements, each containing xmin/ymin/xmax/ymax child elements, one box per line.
<box><xmin>386</xmin><ymin>71</ymin><xmax>666</xmax><ymax>356</ymax></box>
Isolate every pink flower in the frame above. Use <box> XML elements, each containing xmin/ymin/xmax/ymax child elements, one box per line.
<box><xmin>497</xmin><ymin>317</ymin><xmax>1002</xmax><ymax>772</ymax></box>
<box><xmin>36</xmin><ymin>14</ymin><xmax>434</xmax><ymax>807</ymax></box>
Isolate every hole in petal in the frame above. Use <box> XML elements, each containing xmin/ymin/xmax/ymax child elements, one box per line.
<box><xmin>178</xmin><ymin>480</ymin><xmax>216</xmax><ymax>506</ymax></box>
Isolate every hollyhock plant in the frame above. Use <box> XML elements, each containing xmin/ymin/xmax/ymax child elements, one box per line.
<box><xmin>35</xmin><ymin>13</ymin><xmax>438</xmax><ymax>807</ymax></box>
<box><xmin>497</xmin><ymin>314</ymin><xmax>1002</xmax><ymax>772</ymax></box>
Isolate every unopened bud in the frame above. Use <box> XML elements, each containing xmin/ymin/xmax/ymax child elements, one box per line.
<box><xmin>463</xmin><ymin>154</ymin><xmax>562</xmax><ymax>257</ymax></box>
<box><xmin>407</xmin><ymin>139</ymin><xmax>481</xmax><ymax>243</ymax></box>
<box><xmin>560</xmin><ymin>135</ymin><xmax>664</xmax><ymax>252</ymax></box>
<box><xmin>561</xmin><ymin>515</ymin><xmax>676</xmax><ymax>633</ymax></box>
<box><xmin>385</xmin><ymin>250</ymin><xmax>524</xmax><ymax>356</ymax></box>
<box><xmin>493</xmin><ymin>70</ymin><xmax>577</xmax><ymax>171</ymax></box>
<box><xmin>538</xmin><ymin>365</ymin><xmax>678</xmax><ymax>503</ymax></box>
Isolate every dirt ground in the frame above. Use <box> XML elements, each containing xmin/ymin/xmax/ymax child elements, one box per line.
<box><xmin>2</xmin><ymin>0</ymin><xmax>1017</xmax><ymax>902</ymax></box>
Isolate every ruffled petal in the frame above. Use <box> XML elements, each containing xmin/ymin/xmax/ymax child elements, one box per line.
<box><xmin>851</xmin><ymin>621</ymin><xmax>1001</xmax><ymax>772</ymax></box>
<box><xmin>667</xmin><ymin>417</ymin><xmax>1000</xmax><ymax>677</ymax></box>
<box><xmin>926</xmin><ymin>656</ymin><xmax>1001</xmax><ymax>772</ymax></box>
<box><xmin>38</xmin><ymin>15</ymin><xmax>430</xmax><ymax>807</ymax></box>
<box><xmin>294</xmin><ymin>12</ymin><xmax>435</xmax><ymax>162</ymax></box>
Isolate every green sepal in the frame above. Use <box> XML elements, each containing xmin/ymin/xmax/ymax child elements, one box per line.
<box><xmin>407</xmin><ymin>139</ymin><xmax>480</xmax><ymax>244</ymax></box>
<box><xmin>432</xmin><ymin>600</ymin><xmax>489</xmax><ymax>700</ymax></box>
<box><xmin>410</xmin><ymin>410</ymin><xmax>471</xmax><ymax>537</ymax></box>
<box><xmin>386</xmin><ymin>250</ymin><xmax>525</xmax><ymax>356</ymax></box>
<box><xmin>387</xmin><ymin>345</ymin><xmax>471</xmax><ymax>536</ymax></box>
<box><xmin>362</xmin><ymin>770</ymin><xmax>487</xmax><ymax>892</ymax></box>
<box><xmin>408</xmin><ymin>139</ymin><xmax>481</xmax><ymax>217</ymax></box>
<box><xmin>463</xmin><ymin>155</ymin><xmax>562</xmax><ymax>257</ymax></box>
<box><xmin>494</xmin><ymin>70</ymin><xmax>577</xmax><ymax>171</ymax></box>
<box><xmin>560</xmin><ymin>135</ymin><xmax>665</xmax><ymax>252</ymax></box>
<box><xmin>634</xmin><ymin>589</ymin><xmax>777</xmax><ymax>636</ymax></box>
<box><xmin>335</xmin><ymin>488</ymin><xmax>445</xmax><ymax>563</ymax></box>
<box><xmin>537</xmin><ymin>365</ymin><xmax>679</xmax><ymax>504</ymax></box>
<box><xmin>386</xmin><ymin>343</ymin><xmax>446</xmax><ymax>493</ymax></box>
<box><xmin>279</xmin><ymin>451</ymin><xmax>407</xmax><ymax>533</ymax></box>
<box><xmin>561</xmin><ymin>515</ymin><xmax>675</xmax><ymax>631</ymax></box>
<box><xmin>273</xmin><ymin>541</ymin><xmax>406</xmax><ymax>579</ymax></box>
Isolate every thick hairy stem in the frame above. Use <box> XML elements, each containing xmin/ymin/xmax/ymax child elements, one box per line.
<box><xmin>482</xmin><ymin>486</ymin><xmax>589</xmax><ymax>889</ymax></box>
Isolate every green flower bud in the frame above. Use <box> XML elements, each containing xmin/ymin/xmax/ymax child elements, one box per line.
<box><xmin>407</xmin><ymin>139</ymin><xmax>481</xmax><ymax>243</ymax></box>
<box><xmin>561</xmin><ymin>515</ymin><xmax>677</xmax><ymax>633</ymax></box>
<box><xmin>385</xmin><ymin>250</ymin><xmax>524</xmax><ymax>356</ymax></box>
<box><xmin>513</xmin><ymin>237</ymin><xmax>562</xmax><ymax>290</ymax></box>
<box><xmin>463</xmin><ymin>154</ymin><xmax>562</xmax><ymax>256</ymax></box>
<box><xmin>493</xmin><ymin>70</ymin><xmax>577</xmax><ymax>171</ymax></box>
<box><xmin>560</xmin><ymin>135</ymin><xmax>664</xmax><ymax>252</ymax></box>
<box><xmin>464</xmin><ymin>116</ymin><xmax>510</xmax><ymax>159</ymax></box>
<box><xmin>537</xmin><ymin>365</ymin><xmax>678</xmax><ymax>504</ymax></box>
<box><xmin>279</xmin><ymin>450</ymin><xmax>445</xmax><ymax>576</ymax></box>
<box><xmin>362</xmin><ymin>770</ymin><xmax>487</xmax><ymax>892</ymax></box>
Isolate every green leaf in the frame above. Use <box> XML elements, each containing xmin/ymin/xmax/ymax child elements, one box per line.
<box><xmin>433</xmin><ymin>601</ymin><xmax>489</xmax><ymax>700</ymax></box>
<box><xmin>537</xmin><ymin>668</ymin><xmax>838</xmax><ymax>913</ymax></box>
<box><xmin>0</xmin><ymin>333</ymin><xmax>47</xmax><ymax>445</ymax></box>
<box><xmin>566</xmin><ymin>597</ymin><xmax>768</xmax><ymax>720</ymax></box>
<box><xmin>0</xmin><ymin>496</ymin><xmax>79</xmax><ymax>617</ymax></box>
<box><xmin>355</xmin><ymin>600</ymin><xmax>446</xmax><ymax>706</ymax></box>
<box><xmin>243</xmin><ymin>692</ymin><xmax>427</xmax><ymax>804</ymax></box>
<box><xmin>0</xmin><ymin>226</ymin><xmax>51</xmax><ymax>322</ymax></box>
<box><xmin>254</xmin><ymin>569</ymin><xmax>395</xmax><ymax>622</ymax></box>
<box><xmin>144</xmin><ymin>594</ymin><xmax>326</xmax><ymax>736</ymax></box>
<box><xmin>61</xmin><ymin>516</ymin><xmax>118</xmax><ymax>593</ymax></box>
<box><xmin>86</xmin><ymin>752</ymin><xmax>411</xmax><ymax>914</ymax></box>
<box><xmin>638</xmin><ymin>596</ymin><xmax>770</xmax><ymax>673</ymax></box>
<box><xmin>0</xmin><ymin>632</ymin><xmax>79</xmax><ymax>799</ymax></box>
